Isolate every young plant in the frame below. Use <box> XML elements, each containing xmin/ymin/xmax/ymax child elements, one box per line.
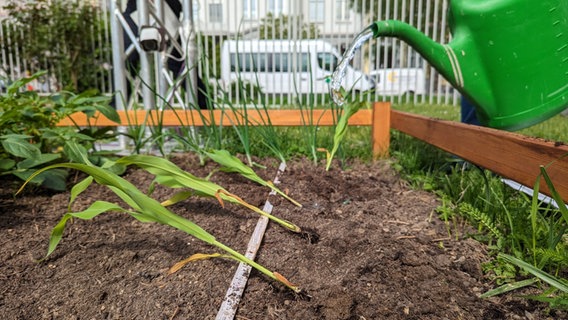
<box><xmin>325</xmin><ymin>97</ymin><xmax>367</xmax><ymax>170</ymax></box>
<box><xmin>481</xmin><ymin>253</ymin><xmax>568</xmax><ymax>307</ymax></box>
<box><xmin>17</xmin><ymin>161</ymin><xmax>301</xmax><ymax>293</ymax></box>
<box><xmin>294</xmin><ymin>57</ymin><xmax>325</xmax><ymax>165</ymax></box>
<box><xmin>205</xmin><ymin>149</ymin><xmax>302</xmax><ymax>207</ymax></box>
<box><xmin>116</xmin><ymin>154</ymin><xmax>301</xmax><ymax>232</ymax></box>
<box><xmin>0</xmin><ymin>72</ymin><xmax>119</xmax><ymax>189</ymax></box>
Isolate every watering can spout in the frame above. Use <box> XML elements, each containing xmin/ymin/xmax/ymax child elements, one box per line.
<box><xmin>370</xmin><ymin>21</ymin><xmax>463</xmax><ymax>90</ymax></box>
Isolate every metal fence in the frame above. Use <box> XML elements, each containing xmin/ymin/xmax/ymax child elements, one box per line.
<box><xmin>0</xmin><ymin>0</ymin><xmax>459</xmax><ymax>106</ymax></box>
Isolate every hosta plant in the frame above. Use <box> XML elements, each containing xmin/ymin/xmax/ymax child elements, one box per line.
<box><xmin>0</xmin><ymin>72</ymin><xmax>120</xmax><ymax>189</ymax></box>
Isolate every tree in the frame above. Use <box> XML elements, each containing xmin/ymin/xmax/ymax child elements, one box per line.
<box><xmin>259</xmin><ymin>13</ymin><xmax>320</xmax><ymax>40</ymax></box>
<box><xmin>1</xmin><ymin>0</ymin><xmax>109</xmax><ymax>92</ymax></box>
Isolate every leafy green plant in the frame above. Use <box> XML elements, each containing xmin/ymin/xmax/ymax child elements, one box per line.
<box><xmin>481</xmin><ymin>253</ymin><xmax>568</xmax><ymax>307</ymax></box>
<box><xmin>324</xmin><ymin>97</ymin><xmax>368</xmax><ymax>170</ymax></box>
<box><xmin>0</xmin><ymin>134</ymin><xmax>67</xmax><ymax>190</ymax></box>
<box><xmin>0</xmin><ymin>72</ymin><xmax>119</xmax><ymax>189</ymax></box>
<box><xmin>16</xmin><ymin>161</ymin><xmax>301</xmax><ymax>293</ymax></box>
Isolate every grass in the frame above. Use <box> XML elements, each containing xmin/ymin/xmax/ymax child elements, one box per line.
<box><xmin>390</xmin><ymin>102</ymin><xmax>568</xmax><ymax>306</ymax></box>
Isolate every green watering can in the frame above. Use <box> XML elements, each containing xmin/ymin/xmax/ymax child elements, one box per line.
<box><xmin>371</xmin><ymin>0</ymin><xmax>568</xmax><ymax>130</ymax></box>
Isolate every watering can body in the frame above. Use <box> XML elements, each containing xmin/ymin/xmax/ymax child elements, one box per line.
<box><xmin>372</xmin><ymin>0</ymin><xmax>568</xmax><ymax>130</ymax></box>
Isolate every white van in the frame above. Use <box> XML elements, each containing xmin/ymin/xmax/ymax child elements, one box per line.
<box><xmin>220</xmin><ymin>40</ymin><xmax>375</xmax><ymax>95</ymax></box>
<box><xmin>370</xmin><ymin>68</ymin><xmax>426</xmax><ymax>96</ymax></box>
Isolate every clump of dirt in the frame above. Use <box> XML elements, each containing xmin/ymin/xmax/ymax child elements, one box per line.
<box><xmin>0</xmin><ymin>154</ymin><xmax>564</xmax><ymax>319</ymax></box>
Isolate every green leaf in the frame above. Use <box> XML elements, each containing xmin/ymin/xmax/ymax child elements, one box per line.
<box><xmin>326</xmin><ymin>101</ymin><xmax>365</xmax><ymax>171</ymax></box>
<box><xmin>38</xmin><ymin>169</ymin><xmax>69</xmax><ymax>191</ymax></box>
<box><xmin>7</xmin><ymin>71</ymin><xmax>47</xmax><ymax>96</ymax></box>
<box><xmin>64</xmin><ymin>141</ymin><xmax>92</xmax><ymax>165</ymax></box>
<box><xmin>17</xmin><ymin>153</ymin><xmax>61</xmax><ymax>169</ymax></box>
<box><xmin>94</xmin><ymin>104</ymin><xmax>121</xmax><ymax>124</ymax></box>
<box><xmin>69</xmin><ymin>176</ymin><xmax>94</xmax><ymax>210</ymax></box>
<box><xmin>116</xmin><ymin>154</ymin><xmax>301</xmax><ymax>231</ymax></box>
<box><xmin>117</xmin><ymin>155</ymin><xmax>231</xmax><ymax>199</ymax></box>
<box><xmin>13</xmin><ymin>168</ymin><xmax>68</xmax><ymax>191</ymax></box>
<box><xmin>0</xmin><ymin>158</ymin><xmax>16</xmax><ymax>170</ymax></box>
<box><xmin>205</xmin><ymin>149</ymin><xmax>302</xmax><ymax>207</ymax></box>
<box><xmin>499</xmin><ymin>253</ymin><xmax>568</xmax><ymax>293</ymax></box>
<box><xmin>539</xmin><ymin>165</ymin><xmax>568</xmax><ymax>225</ymax></box>
<box><xmin>1</xmin><ymin>138</ymin><xmax>41</xmax><ymax>159</ymax></box>
<box><xmin>0</xmin><ymin>134</ymin><xmax>34</xmax><ymax>140</ymax></box>
<box><xmin>162</xmin><ymin>191</ymin><xmax>193</xmax><ymax>206</ymax></box>
<box><xmin>480</xmin><ymin>278</ymin><xmax>538</xmax><ymax>298</ymax></box>
<box><xmin>44</xmin><ymin>201</ymin><xmax>129</xmax><ymax>259</ymax></box>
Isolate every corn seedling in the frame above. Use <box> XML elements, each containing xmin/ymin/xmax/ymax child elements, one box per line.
<box><xmin>205</xmin><ymin>149</ymin><xmax>302</xmax><ymax>207</ymax></box>
<box><xmin>16</xmin><ymin>162</ymin><xmax>301</xmax><ymax>293</ymax></box>
<box><xmin>325</xmin><ymin>96</ymin><xmax>367</xmax><ymax>171</ymax></box>
<box><xmin>115</xmin><ymin>154</ymin><xmax>301</xmax><ymax>232</ymax></box>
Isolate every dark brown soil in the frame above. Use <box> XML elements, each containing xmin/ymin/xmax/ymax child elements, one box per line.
<box><xmin>0</xmin><ymin>154</ymin><xmax>564</xmax><ymax>319</ymax></box>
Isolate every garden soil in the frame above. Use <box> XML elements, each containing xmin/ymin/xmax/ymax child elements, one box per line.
<box><xmin>1</xmin><ymin>154</ymin><xmax>565</xmax><ymax>319</ymax></box>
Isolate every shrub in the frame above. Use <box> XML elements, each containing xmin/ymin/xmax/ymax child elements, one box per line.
<box><xmin>0</xmin><ymin>72</ymin><xmax>119</xmax><ymax>190</ymax></box>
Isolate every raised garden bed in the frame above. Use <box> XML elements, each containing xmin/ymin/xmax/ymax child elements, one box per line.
<box><xmin>1</xmin><ymin>154</ymin><xmax>564</xmax><ymax>319</ymax></box>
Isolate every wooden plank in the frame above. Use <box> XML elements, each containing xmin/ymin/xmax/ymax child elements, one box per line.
<box><xmin>216</xmin><ymin>162</ymin><xmax>286</xmax><ymax>320</ymax></box>
<box><xmin>56</xmin><ymin>108</ymin><xmax>376</xmax><ymax>127</ymax></box>
<box><xmin>372</xmin><ymin>102</ymin><xmax>391</xmax><ymax>159</ymax></box>
<box><xmin>56</xmin><ymin>106</ymin><xmax>390</xmax><ymax>158</ymax></box>
<box><xmin>391</xmin><ymin>110</ymin><xmax>568</xmax><ymax>202</ymax></box>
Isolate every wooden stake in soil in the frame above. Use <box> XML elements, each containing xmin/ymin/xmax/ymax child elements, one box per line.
<box><xmin>215</xmin><ymin>162</ymin><xmax>287</xmax><ymax>320</ymax></box>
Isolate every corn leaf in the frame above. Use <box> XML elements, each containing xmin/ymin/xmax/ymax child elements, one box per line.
<box><xmin>168</xmin><ymin>253</ymin><xmax>228</xmax><ymax>274</ymax></box>
<box><xmin>68</xmin><ymin>176</ymin><xmax>94</xmax><ymax>211</ymax></box>
<box><xmin>116</xmin><ymin>155</ymin><xmax>300</xmax><ymax>232</ymax></box>
<box><xmin>117</xmin><ymin>155</ymin><xmax>234</xmax><ymax>200</ymax></box>
<box><xmin>161</xmin><ymin>191</ymin><xmax>193</xmax><ymax>207</ymax></box>
<box><xmin>17</xmin><ymin>162</ymin><xmax>300</xmax><ymax>293</ymax></box>
<box><xmin>45</xmin><ymin>200</ymin><xmax>129</xmax><ymax>259</ymax></box>
<box><xmin>326</xmin><ymin>101</ymin><xmax>365</xmax><ymax>171</ymax></box>
<box><xmin>205</xmin><ymin>149</ymin><xmax>302</xmax><ymax>207</ymax></box>
<box><xmin>539</xmin><ymin>166</ymin><xmax>568</xmax><ymax>225</ymax></box>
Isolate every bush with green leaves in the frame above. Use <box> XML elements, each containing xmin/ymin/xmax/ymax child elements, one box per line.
<box><xmin>0</xmin><ymin>72</ymin><xmax>120</xmax><ymax>190</ymax></box>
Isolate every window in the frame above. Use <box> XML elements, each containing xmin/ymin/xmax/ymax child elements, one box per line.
<box><xmin>268</xmin><ymin>0</ymin><xmax>283</xmax><ymax>16</ymax></box>
<box><xmin>335</xmin><ymin>0</ymin><xmax>350</xmax><ymax>21</ymax></box>
<box><xmin>309</xmin><ymin>0</ymin><xmax>325</xmax><ymax>22</ymax></box>
<box><xmin>298</xmin><ymin>53</ymin><xmax>310</xmax><ymax>72</ymax></box>
<box><xmin>317</xmin><ymin>53</ymin><xmax>338</xmax><ymax>71</ymax></box>
<box><xmin>209</xmin><ymin>3</ymin><xmax>222</xmax><ymax>23</ymax></box>
<box><xmin>230</xmin><ymin>53</ymin><xmax>266</xmax><ymax>72</ymax></box>
<box><xmin>272</xmin><ymin>53</ymin><xmax>288</xmax><ymax>72</ymax></box>
<box><xmin>230</xmin><ymin>52</ymin><xmax>310</xmax><ymax>73</ymax></box>
<box><xmin>243</xmin><ymin>0</ymin><xmax>258</xmax><ymax>20</ymax></box>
